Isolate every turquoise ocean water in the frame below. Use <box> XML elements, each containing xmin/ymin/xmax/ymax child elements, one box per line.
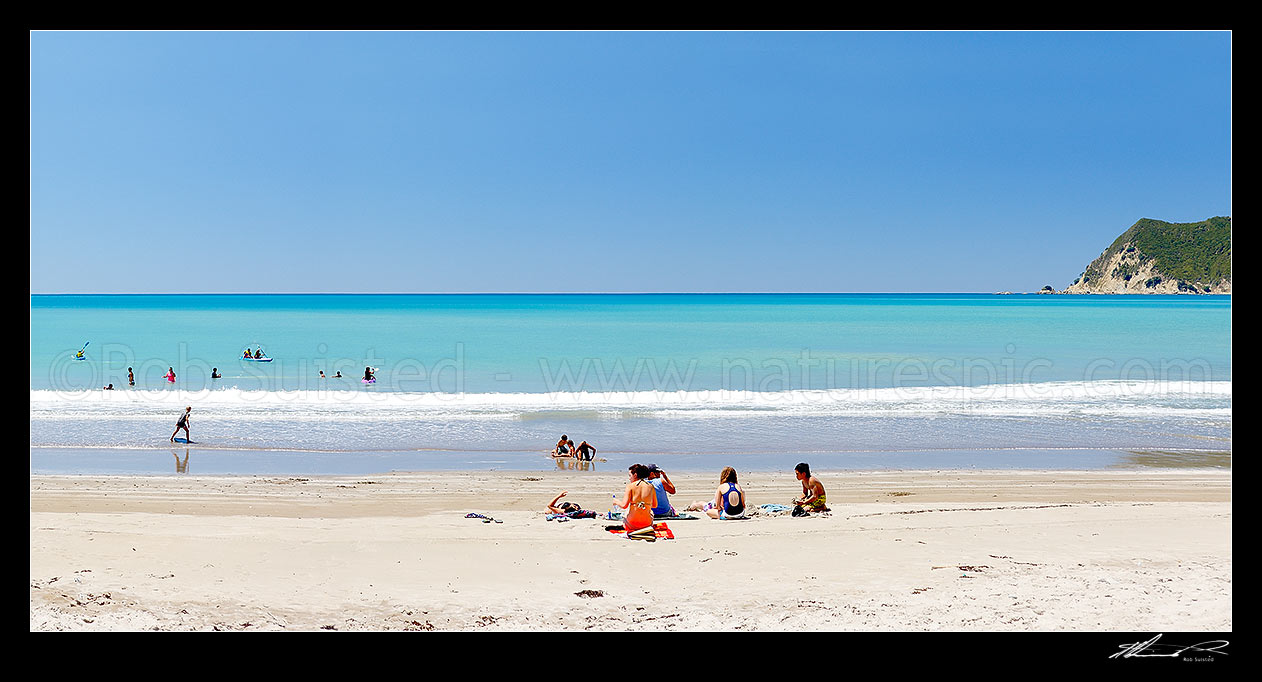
<box><xmin>30</xmin><ymin>294</ymin><xmax>1230</xmax><ymax>474</ymax></box>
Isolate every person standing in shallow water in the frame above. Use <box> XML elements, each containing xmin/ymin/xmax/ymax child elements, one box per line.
<box><xmin>171</xmin><ymin>406</ymin><xmax>192</xmax><ymax>443</ymax></box>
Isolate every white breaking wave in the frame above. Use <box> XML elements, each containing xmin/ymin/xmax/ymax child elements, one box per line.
<box><xmin>29</xmin><ymin>380</ymin><xmax>1232</xmax><ymax>420</ymax></box>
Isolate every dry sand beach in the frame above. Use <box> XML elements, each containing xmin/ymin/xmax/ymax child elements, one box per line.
<box><xmin>30</xmin><ymin>468</ymin><xmax>1230</xmax><ymax>632</ymax></box>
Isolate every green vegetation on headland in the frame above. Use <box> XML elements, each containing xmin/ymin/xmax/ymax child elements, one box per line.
<box><xmin>1062</xmin><ymin>216</ymin><xmax>1231</xmax><ymax>294</ymax></box>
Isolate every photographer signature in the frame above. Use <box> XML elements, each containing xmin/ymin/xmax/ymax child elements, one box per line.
<box><xmin>1110</xmin><ymin>634</ymin><xmax>1229</xmax><ymax>659</ymax></box>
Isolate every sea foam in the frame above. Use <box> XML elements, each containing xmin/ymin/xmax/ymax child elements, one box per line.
<box><xmin>29</xmin><ymin>380</ymin><xmax>1231</xmax><ymax>420</ymax></box>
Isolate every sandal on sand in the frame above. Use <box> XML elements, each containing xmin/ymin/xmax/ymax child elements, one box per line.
<box><xmin>466</xmin><ymin>513</ymin><xmax>504</xmax><ymax>524</ymax></box>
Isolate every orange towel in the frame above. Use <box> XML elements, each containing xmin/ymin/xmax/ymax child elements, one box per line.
<box><xmin>607</xmin><ymin>523</ymin><xmax>674</xmax><ymax>540</ymax></box>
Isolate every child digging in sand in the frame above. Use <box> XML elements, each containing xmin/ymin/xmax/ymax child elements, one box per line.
<box><xmin>551</xmin><ymin>435</ymin><xmax>575</xmax><ymax>458</ymax></box>
<box><xmin>793</xmin><ymin>462</ymin><xmax>829</xmax><ymax>514</ymax></box>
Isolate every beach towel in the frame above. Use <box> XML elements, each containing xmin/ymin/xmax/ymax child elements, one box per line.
<box><xmin>606</xmin><ymin>523</ymin><xmax>674</xmax><ymax>540</ymax></box>
<box><xmin>758</xmin><ymin>504</ymin><xmax>794</xmax><ymax>512</ymax></box>
<box><xmin>653</xmin><ymin>513</ymin><xmax>700</xmax><ymax>520</ymax></box>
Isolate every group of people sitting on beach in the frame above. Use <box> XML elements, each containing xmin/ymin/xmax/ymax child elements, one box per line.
<box><xmin>547</xmin><ymin>462</ymin><xmax>829</xmax><ymax>534</ymax></box>
<box><xmin>551</xmin><ymin>434</ymin><xmax>597</xmax><ymax>461</ymax></box>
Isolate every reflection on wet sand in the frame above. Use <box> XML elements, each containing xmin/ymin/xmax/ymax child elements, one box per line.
<box><xmin>555</xmin><ymin>458</ymin><xmax>596</xmax><ymax>472</ymax></box>
<box><xmin>1117</xmin><ymin>450</ymin><xmax>1231</xmax><ymax>469</ymax></box>
<box><xmin>172</xmin><ymin>449</ymin><xmax>189</xmax><ymax>474</ymax></box>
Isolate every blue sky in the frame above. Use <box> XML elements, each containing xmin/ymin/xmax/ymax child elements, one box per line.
<box><xmin>30</xmin><ymin>31</ymin><xmax>1231</xmax><ymax>293</ymax></box>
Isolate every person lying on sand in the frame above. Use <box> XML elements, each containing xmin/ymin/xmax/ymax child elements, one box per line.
<box><xmin>547</xmin><ymin>491</ymin><xmax>586</xmax><ymax>514</ymax></box>
<box><xmin>793</xmin><ymin>462</ymin><xmax>829</xmax><ymax>513</ymax></box>
<box><xmin>685</xmin><ymin>467</ymin><xmax>746</xmax><ymax>519</ymax></box>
